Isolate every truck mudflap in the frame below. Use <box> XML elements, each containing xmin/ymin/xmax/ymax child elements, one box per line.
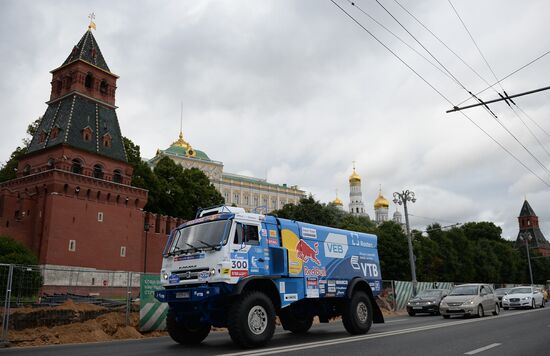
<box><xmin>155</xmin><ymin>283</ymin><xmax>235</xmax><ymax>303</ymax></box>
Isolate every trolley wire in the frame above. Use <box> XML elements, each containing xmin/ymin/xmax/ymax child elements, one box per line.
<box><xmin>329</xmin><ymin>0</ymin><xmax>550</xmax><ymax>188</ymax></box>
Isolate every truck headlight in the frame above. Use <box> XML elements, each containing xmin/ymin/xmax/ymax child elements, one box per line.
<box><xmin>162</xmin><ymin>272</ymin><xmax>169</xmax><ymax>280</ymax></box>
<box><xmin>209</xmin><ymin>268</ymin><xmax>216</xmax><ymax>276</ymax></box>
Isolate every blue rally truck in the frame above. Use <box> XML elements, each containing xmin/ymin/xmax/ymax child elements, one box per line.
<box><xmin>155</xmin><ymin>206</ymin><xmax>384</xmax><ymax>348</ymax></box>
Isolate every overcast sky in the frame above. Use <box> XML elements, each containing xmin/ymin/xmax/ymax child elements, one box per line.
<box><xmin>1</xmin><ymin>0</ymin><xmax>550</xmax><ymax>240</ymax></box>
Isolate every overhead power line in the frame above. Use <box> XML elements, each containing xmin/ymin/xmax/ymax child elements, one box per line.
<box><xmin>446</xmin><ymin>85</ymin><xmax>550</xmax><ymax>113</ymax></box>
<box><xmin>329</xmin><ymin>0</ymin><xmax>550</xmax><ymax>188</ymax></box>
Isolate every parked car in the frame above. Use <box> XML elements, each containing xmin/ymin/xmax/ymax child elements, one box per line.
<box><xmin>406</xmin><ymin>289</ymin><xmax>450</xmax><ymax>316</ymax></box>
<box><xmin>494</xmin><ymin>288</ymin><xmax>511</xmax><ymax>307</ymax></box>
<box><xmin>439</xmin><ymin>284</ymin><xmax>500</xmax><ymax>319</ymax></box>
<box><xmin>501</xmin><ymin>286</ymin><xmax>545</xmax><ymax>309</ymax></box>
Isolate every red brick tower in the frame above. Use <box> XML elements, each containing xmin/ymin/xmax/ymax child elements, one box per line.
<box><xmin>0</xmin><ymin>27</ymin><xmax>149</xmax><ymax>271</ymax></box>
<box><xmin>516</xmin><ymin>200</ymin><xmax>550</xmax><ymax>256</ymax></box>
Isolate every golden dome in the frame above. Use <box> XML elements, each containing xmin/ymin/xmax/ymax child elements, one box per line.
<box><xmin>333</xmin><ymin>196</ymin><xmax>343</xmax><ymax>206</ymax></box>
<box><xmin>374</xmin><ymin>190</ymin><xmax>390</xmax><ymax>209</ymax></box>
<box><xmin>349</xmin><ymin>168</ymin><xmax>361</xmax><ymax>183</ymax></box>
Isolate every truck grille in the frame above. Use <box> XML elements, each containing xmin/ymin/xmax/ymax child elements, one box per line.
<box><xmin>173</xmin><ymin>268</ymin><xmax>209</xmax><ymax>280</ymax></box>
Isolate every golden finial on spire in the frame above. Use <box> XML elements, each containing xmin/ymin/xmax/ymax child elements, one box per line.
<box><xmin>88</xmin><ymin>12</ymin><xmax>96</xmax><ymax>31</ymax></box>
<box><xmin>349</xmin><ymin>161</ymin><xmax>361</xmax><ymax>183</ymax></box>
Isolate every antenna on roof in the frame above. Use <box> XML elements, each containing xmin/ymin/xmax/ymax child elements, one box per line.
<box><xmin>180</xmin><ymin>101</ymin><xmax>183</xmax><ymax>134</ymax></box>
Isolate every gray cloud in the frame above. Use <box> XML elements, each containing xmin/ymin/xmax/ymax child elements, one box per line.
<box><xmin>1</xmin><ymin>0</ymin><xmax>550</xmax><ymax>240</ymax></box>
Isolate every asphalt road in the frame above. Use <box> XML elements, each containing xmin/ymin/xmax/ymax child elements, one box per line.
<box><xmin>2</xmin><ymin>307</ymin><xmax>550</xmax><ymax>356</ymax></box>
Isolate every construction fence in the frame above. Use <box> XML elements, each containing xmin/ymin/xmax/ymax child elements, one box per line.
<box><xmin>0</xmin><ymin>263</ymin><xmax>538</xmax><ymax>344</ymax></box>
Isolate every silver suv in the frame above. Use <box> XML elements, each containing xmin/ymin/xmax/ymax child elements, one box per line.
<box><xmin>439</xmin><ymin>284</ymin><xmax>500</xmax><ymax>319</ymax></box>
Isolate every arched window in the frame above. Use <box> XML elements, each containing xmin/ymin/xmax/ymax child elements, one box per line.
<box><xmin>71</xmin><ymin>159</ymin><xmax>83</xmax><ymax>174</ymax></box>
<box><xmin>113</xmin><ymin>169</ymin><xmax>122</xmax><ymax>183</ymax></box>
<box><xmin>100</xmin><ymin>80</ymin><xmax>108</xmax><ymax>94</ymax></box>
<box><xmin>85</xmin><ymin>73</ymin><xmax>93</xmax><ymax>89</ymax></box>
<box><xmin>93</xmin><ymin>164</ymin><xmax>103</xmax><ymax>179</ymax></box>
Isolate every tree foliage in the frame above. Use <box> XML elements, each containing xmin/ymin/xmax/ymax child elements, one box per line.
<box><xmin>0</xmin><ymin>236</ymin><xmax>43</xmax><ymax>298</ymax></box>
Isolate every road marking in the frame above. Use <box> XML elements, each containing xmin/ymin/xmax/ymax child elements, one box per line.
<box><xmin>385</xmin><ymin>318</ymin><xmax>407</xmax><ymax>323</ymax></box>
<box><xmin>464</xmin><ymin>343</ymin><xmax>501</xmax><ymax>355</ymax></box>
<box><xmin>219</xmin><ymin>308</ymin><xmax>550</xmax><ymax>356</ymax></box>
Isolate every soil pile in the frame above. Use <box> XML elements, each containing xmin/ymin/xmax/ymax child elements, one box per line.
<box><xmin>6</xmin><ymin>300</ymin><xmax>164</xmax><ymax>347</ymax></box>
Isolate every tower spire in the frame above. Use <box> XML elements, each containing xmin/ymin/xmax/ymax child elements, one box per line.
<box><xmin>88</xmin><ymin>12</ymin><xmax>96</xmax><ymax>31</ymax></box>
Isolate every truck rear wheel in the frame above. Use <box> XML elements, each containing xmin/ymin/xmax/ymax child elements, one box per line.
<box><xmin>279</xmin><ymin>308</ymin><xmax>314</xmax><ymax>334</ymax></box>
<box><xmin>228</xmin><ymin>291</ymin><xmax>276</xmax><ymax>348</ymax></box>
<box><xmin>166</xmin><ymin>309</ymin><xmax>211</xmax><ymax>345</ymax></box>
<box><xmin>342</xmin><ymin>291</ymin><xmax>373</xmax><ymax>335</ymax></box>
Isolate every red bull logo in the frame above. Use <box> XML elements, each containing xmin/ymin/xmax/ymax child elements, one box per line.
<box><xmin>296</xmin><ymin>239</ymin><xmax>321</xmax><ymax>266</ymax></box>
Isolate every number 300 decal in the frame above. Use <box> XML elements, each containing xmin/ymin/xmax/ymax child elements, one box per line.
<box><xmin>231</xmin><ymin>260</ymin><xmax>248</xmax><ymax>269</ymax></box>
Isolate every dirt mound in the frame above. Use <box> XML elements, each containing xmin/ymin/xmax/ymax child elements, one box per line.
<box><xmin>7</xmin><ymin>310</ymin><xmax>156</xmax><ymax>347</ymax></box>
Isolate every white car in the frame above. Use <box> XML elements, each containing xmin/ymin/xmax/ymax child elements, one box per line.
<box><xmin>501</xmin><ymin>286</ymin><xmax>545</xmax><ymax>310</ymax></box>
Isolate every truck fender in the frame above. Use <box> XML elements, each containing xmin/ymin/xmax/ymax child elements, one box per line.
<box><xmin>346</xmin><ymin>277</ymin><xmax>384</xmax><ymax>324</ymax></box>
<box><xmin>232</xmin><ymin>277</ymin><xmax>281</xmax><ymax>310</ymax></box>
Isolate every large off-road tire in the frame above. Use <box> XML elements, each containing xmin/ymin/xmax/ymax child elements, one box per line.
<box><xmin>279</xmin><ymin>308</ymin><xmax>314</xmax><ymax>334</ymax></box>
<box><xmin>492</xmin><ymin>303</ymin><xmax>500</xmax><ymax>316</ymax></box>
<box><xmin>228</xmin><ymin>291</ymin><xmax>276</xmax><ymax>348</ymax></box>
<box><xmin>342</xmin><ymin>291</ymin><xmax>373</xmax><ymax>335</ymax></box>
<box><xmin>166</xmin><ymin>309</ymin><xmax>211</xmax><ymax>345</ymax></box>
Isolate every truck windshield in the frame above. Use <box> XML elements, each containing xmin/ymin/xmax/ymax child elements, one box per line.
<box><xmin>170</xmin><ymin>220</ymin><xmax>229</xmax><ymax>254</ymax></box>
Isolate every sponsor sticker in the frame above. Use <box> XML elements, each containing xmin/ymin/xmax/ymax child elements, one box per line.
<box><xmin>231</xmin><ymin>270</ymin><xmax>248</xmax><ymax>277</ymax></box>
<box><xmin>279</xmin><ymin>281</ymin><xmax>286</xmax><ymax>293</ymax></box>
<box><xmin>198</xmin><ymin>271</ymin><xmax>209</xmax><ymax>281</ymax></box>
<box><xmin>222</xmin><ymin>268</ymin><xmax>230</xmax><ymax>275</ymax></box>
<box><xmin>261</xmin><ymin>229</ymin><xmax>268</xmax><ymax>237</ymax></box>
<box><xmin>296</xmin><ymin>240</ymin><xmax>321</xmax><ymax>265</ymax></box>
<box><xmin>268</xmin><ymin>238</ymin><xmax>278</xmax><ymax>245</ymax></box>
<box><xmin>269</xmin><ymin>230</ymin><xmax>277</xmax><ymax>237</ymax></box>
<box><xmin>306</xmin><ymin>288</ymin><xmax>320</xmax><ymax>298</ymax></box>
<box><xmin>284</xmin><ymin>293</ymin><xmax>298</xmax><ymax>301</ymax></box>
<box><xmin>301</xmin><ymin>227</ymin><xmax>317</xmax><ymax>239</ymax></box>
<box><xmin>168</xmin><ymin>274</ymin><xmax>180</xmax><ymax>284</ymax></box>
<box><xmin>174</xmin><ymin>253</ymin><xmax>205</xmax><ymax>262</ymax></box>
<box><xmin>324</xmin><ymin>233</ymin><xmax>348</xmax><ymax>258</ymax></box>
<box><xmin>351</xmin><ymin>256</ymin><xmax>380</xmax><ymax>277</ymax></box>
<box><xmin>304</xmin><ymin>266</ymin><xmax>326</xmax><ymax>277</ymax></box>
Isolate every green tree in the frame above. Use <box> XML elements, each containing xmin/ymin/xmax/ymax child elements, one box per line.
<box><xmin>376</xmin><ymin>221</ymin><xmax>410</xmax><ymax>281</ymax></box>
<box><xmin>0</xmin><ymin>118</ymin><xmax>41</xmax><ymax>182</ymax></box>
<box><xmin>0</xmin><ymin>236</ymin><xmax>43</xmax><ymax>298</ymax></box>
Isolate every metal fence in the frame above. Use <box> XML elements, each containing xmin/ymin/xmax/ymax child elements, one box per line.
<box><xmin>0</xmin><ymin>263</ymin><xmax>146</xmax><ymax>344</ymax></box>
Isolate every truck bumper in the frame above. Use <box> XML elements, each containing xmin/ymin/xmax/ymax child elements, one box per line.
<box><xmin>154</xmin><ymin>283</ymin><xmax>234</xmax><ymax>303</ymax></box>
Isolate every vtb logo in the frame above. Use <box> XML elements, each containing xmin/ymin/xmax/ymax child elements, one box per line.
<box><xmin>296</xmin><ymin>240</ymin><xmax>321</xmax><ymax>265</ymax></box>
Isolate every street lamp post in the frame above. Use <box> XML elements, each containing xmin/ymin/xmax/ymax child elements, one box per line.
<box><xmin>519</xmin><ymin>231</ymin><xmax>534</xmax><ymax>285</ymax></box>
<box><xmin>393</xmin><ymin>190</ymin><xmax>418</xmax><ymax>296</ymax></box>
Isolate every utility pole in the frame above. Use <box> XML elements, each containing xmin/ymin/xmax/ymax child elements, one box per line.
<box><xmin>393</xmin><ymin>190</ymin><xmax>418</xmax><ymax>296</ymax></box>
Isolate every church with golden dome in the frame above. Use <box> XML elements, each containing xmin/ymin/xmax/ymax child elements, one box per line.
<box><xmin>148</xmin><ymin>129</ymin><xmax>305</xmax><ymax>212</ymax></box>
<box><xmin>333</xmin><ymin>165</ymin><xmax>404</xmax><ymax>225</ymax></box>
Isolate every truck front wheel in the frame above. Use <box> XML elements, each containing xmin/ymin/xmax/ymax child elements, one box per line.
<box><xmin>228</xmin><ymin>291</ymin><xmax>276</xmax><ymax>348</ymax></box>
<box><xmin>342</xmin><ymin>291</ymin><xmax>373</xmax><ymax>335</ymax></box>
<box><xmin>166</xmin><ymin>309</ymin><xmax>211</xmax><ymax>345</ymax></box>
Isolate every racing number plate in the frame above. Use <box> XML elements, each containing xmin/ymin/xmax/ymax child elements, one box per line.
<box><xmin>176</xmin><ymin>292</ymin><xmax>190</xmax><ymax>299</ymax></box>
